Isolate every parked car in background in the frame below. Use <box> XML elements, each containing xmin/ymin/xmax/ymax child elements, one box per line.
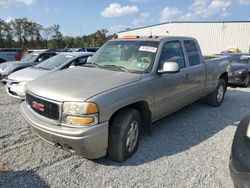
<box><xmin>0</xmin><ymin>50</ymin><xmax>57</xmax><ymax>83</ymax></box>
<box><xmin>68</xmin><ymin>47</ymin><xmax>99</xmax><ymax>52</ymax></box>
<box><xmin>229</xmin><ymin>63</ymin><xmax>249</xmax><ymax>87</ymax></box>
<box><xmin>28</xmin><ymin>49</ymin><xmax>48</xmax><ymax>53</ymax></box>
<box><xmin>219</xmin><ymin>53</ymin><xmax>250</xmax><ymax>87</ymax></box>
<box><xmin>0</xmin><ymin>48</ymin><xmax>24</xmax><ymax>63</ymax></box>
<box><xmin>230</xmin><ymin>113</ymin><xmax>250</xmax><ymax>188</ymax></box>
<box><xmin>21</xmin><ymin>36</ymin><xmax>231</xmax><ymax>161</ymax></box>
<box><xmin>6</xmin><ymin>52</ymin><xmax>94</xmax><ymax>99</ymax></box>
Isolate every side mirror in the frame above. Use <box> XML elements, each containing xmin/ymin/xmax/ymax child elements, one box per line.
<box><xmin>87</xmin><ymin>56</ymin><xmax>92</xmax><ymax>63</ymax></box>
<box><xmin>72</xmin><ymin>61</ymin><xmax>81</xmax><ymax>66</ymax></box>
<box><xmin>158</xmin><ymin>62</ymin><xmax>180</xmax><ymax>74</ymax></box>
<box><xmin>79</xmin><ymin>58</ymin><xmax>87</xmax><ymax>65</ymax></box>
<box><xmin>69</xmin><ymin>64</ymin><xmax>76</xmax><ymax>69</ymax></box>
<box><xmin>38</xmin><ymin>58</ymin><xmax>43</xmax><ymax>62</ymax></box>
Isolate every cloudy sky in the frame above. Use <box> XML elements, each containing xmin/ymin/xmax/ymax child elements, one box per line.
<box><xmin>0</xmin><ymin>0</ymin><xmax>250</xmax><ymax>36</ymax></box>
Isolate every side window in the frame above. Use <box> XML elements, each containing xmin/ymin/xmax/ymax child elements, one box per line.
<box><xmin>184</xmin><ymin>40</ymin><xmax>200</xmax><ymax>66</ymax></box>
<box><xmin>159</xmin><ymin>41</ymin><xmax>186</xmax><ymax>69</ymax></box>
<box><xmin>38</xmin><ymin>53</ymin><xmax>55</xmax><ymax>62</ymax></box>
<box><xmin>62</xmin><ymin>61</ymin><xmax>72</xmax><ymax>69</ymax></box>
<box><xmin>67</xmin><ymin>56</ymin><xmax>89</xmax><ymax>68</ymax></box>
<box><xmin>77</xmin><ymin>56</ymin><xmax>88</xmax><ymax>65</ymax></box>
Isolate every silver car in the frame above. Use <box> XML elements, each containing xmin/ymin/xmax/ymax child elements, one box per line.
<box><xmin>0</xmin><ymin>50</ymin><xmax>56</xmax><ymax>82</ymax></box>
<box><xmin>6</xmin><ymin>52</ymin><xmax>94</xmax><ymax>99</ymax></box>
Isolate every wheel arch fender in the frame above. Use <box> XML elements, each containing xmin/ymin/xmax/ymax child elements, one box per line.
<box><xmin>109</xmin><ymin>101</ymin><xmax>152</xmax><ymax>134</ymax></box>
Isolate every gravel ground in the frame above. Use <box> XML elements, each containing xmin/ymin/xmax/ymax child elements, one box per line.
<box><xmin>0</xmin><ymin>84</ymin><xmax>250</xmax><ymax>188</ymax></box>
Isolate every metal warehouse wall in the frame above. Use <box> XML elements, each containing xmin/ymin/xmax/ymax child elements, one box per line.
<box><xmin>118</xmin><ymin>22</ymin><xmax>250</xmax><ymax>55</ymax></box>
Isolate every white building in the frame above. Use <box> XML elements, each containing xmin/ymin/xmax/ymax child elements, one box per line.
<box><xmin>118</xmin><ymin>21</ymin><xmax>250</xmax><ymax>55</ymax></box>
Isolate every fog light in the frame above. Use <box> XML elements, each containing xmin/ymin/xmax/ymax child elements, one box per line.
<box><xmin>66</xmin><ymin>116</ymin><xmax>94</xmax><ymax>126</ymax></box>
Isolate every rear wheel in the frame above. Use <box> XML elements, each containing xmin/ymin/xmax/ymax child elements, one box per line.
<box><xmin>0</xmin><ymin>59</ymin><xmax>6</xmax><ymax>64</ymax></box>
<box><xmin>206</xmin><ymin>79</ymin><xmax>226</xmax><ymax>107</ymax></box>
<box><xmin>243</xmin><ymin>74</ymin><xmax>250</xmax><ymax>87</ymax></box>
<box><xmin>108</xmin><ymin>108</ymin><xmax>141</xmax><ymax>162</ymax></box>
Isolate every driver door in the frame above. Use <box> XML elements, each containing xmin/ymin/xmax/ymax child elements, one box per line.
<box><xmin>154</xmin><ymin>40</ymin><xmax>191</xmax><ymax>119</ymax></box>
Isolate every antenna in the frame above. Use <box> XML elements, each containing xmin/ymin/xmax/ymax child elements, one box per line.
<box><xmin>149</xmin><ymin>31</ymin><xmax>153</xmax><ymax>38</ymax></box>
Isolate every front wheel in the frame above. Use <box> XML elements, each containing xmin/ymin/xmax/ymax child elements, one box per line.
<box><xmin>0</xmin><ymin>59</ymin><xmax>6</xmax><ymax>64</ymax></box>
<box><xmin>108</xmin><ymin>108</ymin><xmax>141</xmax><ymax>162</ymax></box>
<box><xmin>243</xmin><ymin>74</ymin><xmax>250</xmax><ymax>87</ymax></box>
<box><xmin>206</xmin><ymin>79</ymin><xmax>226</xmax><ymax>107</ymax></box>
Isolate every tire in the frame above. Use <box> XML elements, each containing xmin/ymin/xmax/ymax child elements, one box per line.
<box><xmin>0</xmin><ymin>59</ymin><xmax>6</xmax><ymax>64</ymax></box>
<box><xmin>108</xmin><ymin>108</ymin><xmax>141</xmax><ymax>162</ymax></box>
<box><xmin>206</xmin><ymin>79</ymin><xmax>226</xmax><ymax>107</ymax></box>
<box><xmin>243</xmin><ymin>74</ymin><xmax>250</xmax><ymax>87</ymax></box>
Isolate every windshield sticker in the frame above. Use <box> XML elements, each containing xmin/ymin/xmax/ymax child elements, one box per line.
<box><xmin>65</xmin><ymin>55</ymin><xmax>74</xmax><ymax>58</ymax></box>
<box><xmin>136</xmin><ymin>63</ymin><xmax>147</xmax><ymax>69</ymax></box>
<box><xmin>33</xmin><ymin>53</ymin><xmax>39</xmax><ymax>56</ymax></box>
<box><xmin>139</xmin><ymin>46</ymin><xmax>157</xmax><ymax>53</ymax></box>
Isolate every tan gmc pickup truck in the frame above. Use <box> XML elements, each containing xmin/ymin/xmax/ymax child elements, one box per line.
<box><xmin>21</xmin><ymin>36</ymin><xmax>231</xmax><ymax>161</ymax></box>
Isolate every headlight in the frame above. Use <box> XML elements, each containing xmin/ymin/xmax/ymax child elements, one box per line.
<box><xmin>63</xmin><ymin>102</ymin><xmax>99</xmax><ymax>126</ymax></box>
<box><xmin>235</xmin><ymin>69</ymin><xmax>246</xmax><ymax>74</ymax></box>
<box><xmin>63</xmin><ymin>102</ymin><xmax>98</xmax><ymax>115</ymax></box>
<box><xmin>2</xmin><ymin>67</ymin><xmax>11</xmax><ymax>73</ymax></box>
<box><xmin>18</xmin><ymin>81</ymin><xmax>28</xmax><ymax>86</ymax></box>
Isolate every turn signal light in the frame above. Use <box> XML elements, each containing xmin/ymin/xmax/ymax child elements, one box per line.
<box><xmin>66</xmin><ymin>116</ymin><xmax>94</xmax><ymax>125</ymax></box>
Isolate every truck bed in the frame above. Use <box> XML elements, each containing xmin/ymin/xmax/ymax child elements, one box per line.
<box><xmin>204</xmin><ymin>56</ymin><xmax>231</xmax><ymax>94</ymax></box>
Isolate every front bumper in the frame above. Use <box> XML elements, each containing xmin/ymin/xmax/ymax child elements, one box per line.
<box><xmin>229</xmin><ymin>71</ymin><xmax>248</xmax><ymax>85</ymax></box>
<box><xmin>0</xmin><ymin>73</ymin><xmax>8</xmax><ymax>83</ymax></box>
<box><xmin>6</xmin><ymin>82</ymin><xmax>25</xmax><ymax>99</ymax></box>
<box><xmin>20</xmin><ymin>102</ymin><xmax>109</xmax><ymax>159</ymax></box>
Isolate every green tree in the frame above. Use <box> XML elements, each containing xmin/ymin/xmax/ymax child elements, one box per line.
<box><xmin>0</xmin><ymin>17</ymin><xmax>119</xmax><ymax>49</ymax></box>
<box><xmin>51</xmin><ymin>24</ymin><xmax>63</xmax><ymax>48</ymax></box>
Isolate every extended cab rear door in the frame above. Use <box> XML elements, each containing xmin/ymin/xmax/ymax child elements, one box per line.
<box><xmin>183</xmin><ymin>40</ymin><xmax>206</xmax><ymax>100</ymax></box>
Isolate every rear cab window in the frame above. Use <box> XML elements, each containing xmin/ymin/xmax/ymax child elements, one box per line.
<box><xmin>184</xmin><ymin>40</ymin><xmax>201</xmax><ymax>66</ymax></box>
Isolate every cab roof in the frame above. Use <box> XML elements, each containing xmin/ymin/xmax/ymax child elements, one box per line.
<box><xmin>111</xmin><ymin>36</ymin><xmax>196</xmax><ymax>42</ymax></box>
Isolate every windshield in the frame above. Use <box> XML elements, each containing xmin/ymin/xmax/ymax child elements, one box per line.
<box><xmin>34</xmin><ymin>54</ymin><xmax>75</xmax><ymax>70</ymax></box>
<box><xmin>21</xmin><ymin>52</ymin><xmax>39</xmax><ymax>63</ymax></box>
<box><xmin>240</xmin><ymin>55</ymin><xmax>250</xmax><ymax>64</ymax></box>
<box><xmin>90</xmin><ymin>40</ymin><xmax>159</xmax><ymax>73</ymax></box>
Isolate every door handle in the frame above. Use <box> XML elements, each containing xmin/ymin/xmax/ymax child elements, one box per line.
<box><xmin>186</xmin><ymin>74</ymin><xmax>190</xmax><ymax>78</ymax></box>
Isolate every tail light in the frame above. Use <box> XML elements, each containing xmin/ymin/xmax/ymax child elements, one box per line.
<box><xmin>15</xmin><ymin>54</ymin><xmax>21</xmax><ymax>61</ymax></box>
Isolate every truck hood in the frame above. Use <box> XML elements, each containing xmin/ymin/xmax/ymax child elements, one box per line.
<box><xmin>8</xmin><ymin>67</ymin><xmax>50</xmax><ymax>82</ymax></box>
<box><xmin>26</xmin><ymin>67</ymin><xmax>142</xmax><ymax>102</ymax></box>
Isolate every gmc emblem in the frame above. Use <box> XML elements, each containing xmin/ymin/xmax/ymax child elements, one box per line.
<box><xmin>32</xmin><ymin>101</ymin><xmax>45</xmax><ymax>112</ymax></box>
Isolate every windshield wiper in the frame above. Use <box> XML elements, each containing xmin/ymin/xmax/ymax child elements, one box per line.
<box><xmin>84</xmin><ymin>62</ymin><xmax>101</xmax><ymax>68</ymax></box>
<box><xmin>34</xmin><ymin>67</ymin><xmax>50</xmax><ymax>70</ymax></box>
<box><xmin>101</xmin><ymin>65</ymin><xmax>129</xmax><ymax>72</ymax></box>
